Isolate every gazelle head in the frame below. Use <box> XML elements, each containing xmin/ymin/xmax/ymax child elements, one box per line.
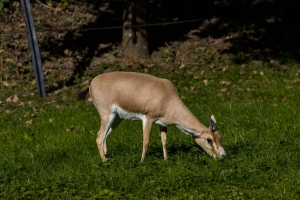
<box><xmin>195</xmin><ymin>104</ymin><xmax>226</xmax><ymax>158</ymax></box>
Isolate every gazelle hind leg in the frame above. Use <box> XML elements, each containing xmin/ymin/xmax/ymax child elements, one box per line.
<box><xmin>96</xmin><ymin>118</ymin><xmax>109</xmax><ymax>162</ymax></box>
<box><xmin>141</xmin><ymin>117</ymin><xmax>153</xmax><ymax>162</ymax></box>
<box><xmin>96</xmin><ymin>113</ymin><xmax>121</xmax><ymax>162</ymax></box>
<box><xmin>103</xmin><ymin>116</ymin><xmax>123</xmax><ymax>156</ymax></box>
<box><xmin>160</xmin><ymin>126</ymin><xmax>168</xmax><ymax>160</ymax></box>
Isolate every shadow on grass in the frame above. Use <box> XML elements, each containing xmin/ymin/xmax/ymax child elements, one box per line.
<box><xmin>144</xmin><ymin>141</ymin><xmax>257</xmax><ymax>160</ymax></box>
<box><xmin>225</xmin><ymin>141</ymin><xmax>256</xmax><ymax>157</ymax></box>
<box><xmin>146</xmin><ymin>143</ymin><xmax>207</xmax><ymax>159</ymax></box>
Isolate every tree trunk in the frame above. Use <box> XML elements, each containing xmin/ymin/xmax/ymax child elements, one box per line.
<box><xmin>122</xmin><ymin>0</ymin><xmax>148</xmax><ymax>59</ymax></box>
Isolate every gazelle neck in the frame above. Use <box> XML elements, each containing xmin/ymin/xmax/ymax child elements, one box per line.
<box><xmin>170</xmin><ymin>103</ymin><xmax>207</xmax><ymax>133</ymax></box>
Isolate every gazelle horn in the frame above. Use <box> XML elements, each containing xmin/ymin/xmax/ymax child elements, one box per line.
<box><xmin>196</xmin><ymin>104</ymin><xmax>218</xmax><ymax>132</ymax></box>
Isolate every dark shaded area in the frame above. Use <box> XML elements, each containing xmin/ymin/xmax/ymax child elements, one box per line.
<box><xmin>42</xmin><ymin>0</ymin><xmax>124</xmax><ymax>86</ymax></box>
<box><xmin>146</xmin><ymin>0</ymin><xmax>215</xmax><ymax>51</ymax></box>
<box><xmin>147</xmin><ymin>144</ymin><xmax>193</xmax><ymax>157</ymax></box>
<box><xmin>213</xmin><ymin>0</ymin><xmax>300</xmax><ymax>64</ymax></box>
<box><xmin>44</xmin><ymin>0</ymin><xmax>300</xmax><ymax>85</ymax></box>
<box><xmin>226</xmin><ymin>141</ymin><xmax>255</xmax><ymax>157</ymax></box>
<box><xmin>146</xmin><ymin>144</ymin><xmax>209</xmax><ymax>160</ymax></box>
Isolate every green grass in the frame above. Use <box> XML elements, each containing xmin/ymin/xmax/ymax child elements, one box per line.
<box><xmin>1</xmin><ymin>60</ymin><xmax>300</xmax><ymax>199</ymax></box>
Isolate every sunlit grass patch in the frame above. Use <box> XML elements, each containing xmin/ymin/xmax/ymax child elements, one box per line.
<box><xmin>1</xmin><ymin>60</ymin><xmax>300</xmax><ymax>199</ymax></box>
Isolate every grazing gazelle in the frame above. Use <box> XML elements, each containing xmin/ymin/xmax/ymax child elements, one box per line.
<box><xmin>87</xmin><ymin>71</ymin><xmax>226</xmax><ymax>162</ymax></box>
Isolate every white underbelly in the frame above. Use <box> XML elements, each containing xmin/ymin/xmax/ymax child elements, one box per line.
<box><xmin>112</xmin><ymin>104</ymin><xmax>168</xmax><ymax>127</ymax></box>
<box><xmin>154</xmin><ymin>119</ymin><xmax>168</xmax><ymax>127</ymax></box>
<box><xmin>113</xmin><ymin>105</ymin><xmax>144</xmax><ymax>121</ymax></box>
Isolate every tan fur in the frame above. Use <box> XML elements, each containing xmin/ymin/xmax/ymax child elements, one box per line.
<box><xmin>89</xmin><ymin>71</ymin><xmax>226</xmax><ymax>162</ymax></box>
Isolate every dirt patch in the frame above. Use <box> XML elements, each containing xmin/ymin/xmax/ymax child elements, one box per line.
<box><xmin>1</xmin><ymin>0</ymin><xmax>295</xmax><ymax>101</ymax></box>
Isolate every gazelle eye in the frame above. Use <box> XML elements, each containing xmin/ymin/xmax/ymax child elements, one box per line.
<box><xmin>206</xmin><ymin>139</ymin><xmax>213</xmax><ymax>145</ymax></box>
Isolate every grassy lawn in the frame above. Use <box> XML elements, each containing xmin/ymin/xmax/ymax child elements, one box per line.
<box><xmin>1</xmin><ymin>59</ymin><xmax>300</xmax><ymax>199</ymax></box>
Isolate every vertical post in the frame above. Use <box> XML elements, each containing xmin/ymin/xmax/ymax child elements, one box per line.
<box><xmin>20</xmin><ymin>0</ymin><xmax>46</xmax><ymax>98</ymax></box>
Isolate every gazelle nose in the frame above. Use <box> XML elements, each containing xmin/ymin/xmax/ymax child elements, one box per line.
<box><xmin>219</xmin><ymin>147</ymin><xmax>226</xmax><ymax>158</ymax></box>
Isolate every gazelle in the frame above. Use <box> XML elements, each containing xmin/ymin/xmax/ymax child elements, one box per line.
<box><xmin>87</xmin><ymin>71</ymin><xmax>226</xmax><ymax>162</ymax></box>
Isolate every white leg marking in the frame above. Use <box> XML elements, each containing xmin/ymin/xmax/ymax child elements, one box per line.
<box><xmin>141</xmin><ymin>117</ymin><xmax>152</xmax><ymax>162</ymax></box>
<box><xmin>142</xmin><ymin>115</ymin><xmax>147</xmax><ymax>130</ymax></box>
<box><xmin>160</xmin><ymin>126</ymin><xmax>168</xmax><ymax>160</ymax></box>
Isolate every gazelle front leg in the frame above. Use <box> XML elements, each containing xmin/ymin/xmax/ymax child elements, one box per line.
<box><xmin>141</xmin><ymin>117</ymin><xmax>153</xmax><ymax>162</ymax></box>
<box><xmin>160</xmin><ymin>125</ymin><xmax>168</xmax><ymax>160</ymax></box>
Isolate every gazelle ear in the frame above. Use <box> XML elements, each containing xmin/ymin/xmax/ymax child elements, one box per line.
<box><xmin>176</xmin><ymin>125</ymin><xmax>200</xmax><ymax>138</ymax></box>
<box><xmin>211</xmin><ymin>115</ymin><xmax>216</xmax><ymax>124</ymax></box>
